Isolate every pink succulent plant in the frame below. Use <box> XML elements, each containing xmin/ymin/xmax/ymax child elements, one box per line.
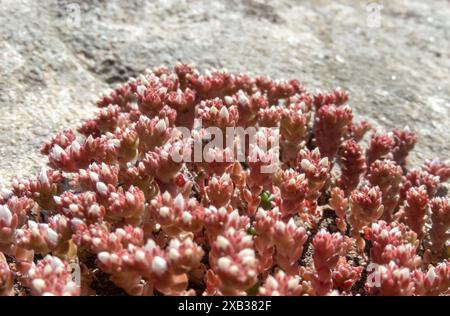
<box><xmin>0</xmin><ymin>64</ymin><xmax>448</xmax><ymax>296</ymax></box>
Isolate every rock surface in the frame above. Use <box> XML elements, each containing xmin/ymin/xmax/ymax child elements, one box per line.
<box><xmin>0</xmin><ymin>0</ymin><xmax>449</xmax><ymax>182</ymax></box>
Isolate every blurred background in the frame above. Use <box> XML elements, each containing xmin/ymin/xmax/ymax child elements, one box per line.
<box><xmin>0</xmin><ymin>0</ymin><xmax>449</xmax><ymax>182</ymax></box>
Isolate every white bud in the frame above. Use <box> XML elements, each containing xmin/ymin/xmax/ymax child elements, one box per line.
<box><xmin>173</xmin><ymin>194</ymin><xmax>185</xmax><ymax>211</ymax></box>
<box><xmin>400</xmin><ymin>268</ymin><xmax>410</xmax><ymax>279</ymax></box>
<box><xmin>256</xmin><ymin>208</ymin><xmax>266</xmax><ymax>218</ymax></box>
<box><xmin>0</xmin><ymin>205</ymin><xmax>12</xmax><ymax>225</ymax></box>
<box><xmin>266</xmin><ymin>276</ymin><xmax>279</xmax><ymax>289</ymax></box>
<box><xmin>228</xmin><ymin>210</ymin><xmax>239</xmax><ymax>223</ymax></box>
<box><xmin>144</xmin><ymin>239</ymin><xmax>156</xmax><ymax>251</ymax></box>
<box><xmin>182</xmin><ymin>211</ymin><xmax>192</xmax><ymax>224</ymax></box>
<box><xmin>135</xmin><ymin>250</ymin><xmax>146</xmax><ymax>263</ymax></box>
<box><xmin>125</xmin><ymin>191</ymin><xmax>135</xmax><ymax>204</ymax></box>
<box><xmin>0</xmin><ymin>188</ymin><xmax>12</xmax><ymax>200</ymax></box>
<box><xmin>287</xmin><ymin>218</ymin><xmax>297</xmax><ymax>229</ymax></box>
<box><xmin>217</xmin><ymin>257</ymin><xmax>232</xmax><ymax>271</ymax></box>
<box><xmin>238</xmin><ymin>248</ymin><xmax>255</xmax><ymax>259</ymax></box>
<box><xmin>219</xmin><ymin>106</ymin><xmax>229</xmax><ymax>120</ymax></box>
<box><xmin>38</xmin><ymin>168</ymin><xmax>49</xmax><ymax>184</ymax></box>
<box><xmin>218</xmin><ymin>207</ymin><xmax>227</xmax><ymax>216</ymax></box>
<box><xmin>53</xmin><ymin>196</ymin><xmax>62</xmax><ymax>205</ymax></box>
<box><xmin>224</xmin><ymin>96</ymin><xmax>233</xmax><ymax>105</ymax></box>
<box><xmin>162</xmin><ymin>191</ymin><xmax>171</xmax><ymax>203</ymax></box>
<box><xmin>209</xmin><ymin>176</ymin><xmax>219</xmax><ymax>186</ymax></box>
<box><xmin>89</xmin><ymin>172</ymin><xmax>99</xmax><ymax>183</ymax></box>
<box><xmin>46</xmin><ymin>228</ymin><xmax>59</xmax><ymax>245</ymax></box>
<box><xmin>216</xmin><ymin>236</ymin><xmax>230</xmax><ymax>249</ymax></box>
<box><xmin>32</xmin><ymin>279</ymin><xmax>46</xmax><ymax>292</ymax></box>
<box><xmin>287</xmin><ymin>277</ymin><xmax>300</xmax><ymax>290</ymax></box>
<box><xmin>210</xmin><ymin>106</ymin><xmax>218</xmax><ymax>115</ymax></box>
<box><xmin>71</xmin><ymin>141</ymin><xmax>81</xmax><ymax>154</ymax></box>
<box><xmin>92</xmin><ymin>238</ymin><xmax>102</xmax><ymax>247</ymax></box>
<box><xmin>51</xmin><ymin>145</ymin><xmax>65</xmax><ymax>161</ymax></box>
<box><xmin>155</xmin><ymin>119</ymin><xmax>166</xmax><ymax>133</ymax></box>
<box><xmin>110</xmin><ymin>192</ymin><xmax>119</xmax><ymax>200</ymax></box>
<box><xmin>159</xmin><ymin>206</ymin><xmax>170</xmax><ymax>218</ymax></box>
<box><xmin>97</xmin><ymin>252</ymin><xmax>110</xmax><ymax>264</ymax></box>
<box><xmin>427</xmin><ymin>267</ymin><xmax>436</xmax><ymax>282</ymax></box>
<box><xmin>229</xmin><ymin>265</ymin><xmax>239</xmax><ymax>275</ymax></box>
<box><xmin>69</xmin><ymin>204</ymin><xmax>79</xmax><ymax>213</ymax></box>
<box><xmin>238</xmin><ymin>91</ymin><xmax>249</xmax><ymax>105</ymax></box>
<box><xmin>158</xmin><ymin>87</ymin><xmax>168</xmax><ymax>94</ymax></box>
<box><xmin>169</xmin><ymin>248</ymin><xmax>180</xmax><ymax>260</ymax></box>
<box><xmin>136</xmin><ymin>85</ymin><xmax>146</xmax><ymax>96</ymax></box>
<box><xmin>241</xmin><ymin>235</ymin><xmax>253</xmax><ymax>244</ymax></box>
<box><xmin>96</xmin><ymin>182</ymin><xmax>108</xmax><ymax>194</ymax></box>
<box><xmin>151</xmin><ymin>256</ymin><xmax>167</xmax><ymax>276</ymax></box>
<box><xmin>312</xmin><ymin>147</ymin><xmax>320</xmax><ymax>156</ymax></box>
<box><xmin>43</xmin><ymin>264</ymin><xmax>53</xmax><ymax>276</ymax></box>
<box><xmin>110</xmin><ymin>254</ymin><xmax>120</xmax><ymax>264</ymax></box>
<box><xmin>368</xmin><ymin>187</ymin><xmax>378</xmax><ymax>198</ymax></box>
<box><xmin>88</xmin><ymin>204</ymin><xmax>101</xmax><ymax>216</ymax></box>
<box><xmin>221</xmin><ymin>173</ymin><xmax>231</xmax><ymax>183</ymax></box>
<box><xmin>319</xmin><ymin>157</ymin><xmax>329</xmax><ymax>167</ymax></box>
<box><xmin>275</xmin><ymin>221</ymin><xmax>285</xmax><ymax>231</ymax></box>
<box><xmin>301</xmin><ymin>159</ymin><xmax>312</xmax><ymax>171</ymax></box>
<box><xmin>175</xmin><ymin>93</ymin><xmax>183</xmax><ymax>104</ymax></box>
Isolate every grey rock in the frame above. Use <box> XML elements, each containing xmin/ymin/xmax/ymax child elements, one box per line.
<box><xmin>0</xmin><ymin>0</ymin><xmax>449</xmax><ymax>182</ymax></box>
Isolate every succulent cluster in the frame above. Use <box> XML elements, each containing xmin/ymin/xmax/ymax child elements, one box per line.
<box><xmin>0</xmin><ymin>64</ymin><xmax>449</xmax><ymax>296</ymax></box>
